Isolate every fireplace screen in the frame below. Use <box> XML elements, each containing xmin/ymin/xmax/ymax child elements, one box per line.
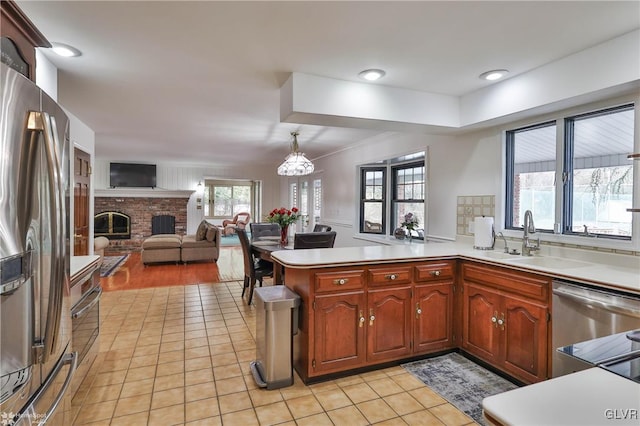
<box><xmin>95</xmin><ymin>211</ymin><xmax>131</xmax><ymax>239</ymax></box>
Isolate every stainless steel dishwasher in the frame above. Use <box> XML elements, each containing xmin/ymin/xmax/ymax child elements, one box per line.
<box><xmin>552</xmin><ymin>280</ymin><xmax>640</xmax><ymax>377</ymax></box>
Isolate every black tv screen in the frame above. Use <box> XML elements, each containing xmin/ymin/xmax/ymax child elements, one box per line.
<box><xmin>109</xmin><ymin>163</ymin><xmax>156</xmax><ymax>188</ymax></box>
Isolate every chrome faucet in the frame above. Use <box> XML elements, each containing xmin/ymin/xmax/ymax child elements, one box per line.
<box><xmin>522</xmin><ymin>210</ymin><xmax>540</xmax><ymax>256</ymax></box>
<box><xmin>496</xmin><ymin>232</ymin><xmax>509</xmax><ymax>253</ymax></box>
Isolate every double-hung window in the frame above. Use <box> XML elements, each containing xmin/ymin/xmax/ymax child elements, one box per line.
<box><xmin>359</xmin><ymin>152</ymin><xmax>426</xmax><ymax>237</ymax></box>
<box><xmin>506</xmin><ymin>103</ymin><xmax>635</xmax><ymax>240</ymax></box>
<box><xmin>392</xmin><ymin>162</ymin><xmax>425</xmax><ymax>238</ymax></box>
<box><xmin>360</xmin><ymin>167</ymin><xmax>386</xmax><ymax>234</ymax></box>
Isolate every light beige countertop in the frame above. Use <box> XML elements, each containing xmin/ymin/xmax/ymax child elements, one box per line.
<box><xmin>70</xmin><ymin>255</ymin><xmax>101</xmax><ymax>286</ymax></box>
<box><xmin>270</xmin><ymin>241</ymin><xmax>640</xmax><ymax>294</ymax></box>
<box><xmin>482</xmin><ymin>368</ymin><xmax>640</xmax><ymax>426</ymax></box>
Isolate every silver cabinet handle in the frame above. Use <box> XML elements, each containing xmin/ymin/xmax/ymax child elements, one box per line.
<box><xmin>385</xmin><ymin>274</ymin><xmax>398</xmax><ymax>280</ymax></box>
<box><xmin>333</xmin><ymin>278</ymin><xmax>349</xmax><ymax>285</ymax></box>
<box><xmin>430</xmin><ymin>270</ymin><xmax>441</xmax><ymax>277</ymax></box>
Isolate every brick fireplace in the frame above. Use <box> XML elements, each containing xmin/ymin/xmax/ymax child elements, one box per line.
<box><xmin>95</xmin><ymin>196</ymin><xmax>189</xmax><ymax>254</ymax></box>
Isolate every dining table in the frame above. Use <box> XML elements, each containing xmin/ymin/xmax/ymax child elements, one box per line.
<box><xmin>250</xmin><ymin>236</ymin><xmax>291</xmax><ymax>285</ymax></box>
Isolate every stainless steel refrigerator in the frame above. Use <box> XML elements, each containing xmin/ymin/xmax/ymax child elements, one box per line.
<box><xmin>1</xmin><ymin>62</ymin><xmax>76</xmax><ymax>425</ymax></box>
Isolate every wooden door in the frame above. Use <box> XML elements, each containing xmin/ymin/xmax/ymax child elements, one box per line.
<box><xmin>462</xmin><ymin>283</ymin><xmax>501</xmax><ymax>364</ymax></box>
<box><xmin>414</xmin><ymin>282</ymin><xmax>454</xmax><ymax>353</ymax></box>
<box><xmin>367</xmin><ymin>286</ymin><xmax>412</xmax><ymax>362</ymax></box>
<box><xmin>313</xmin><ymin>292</ymin><xmax>366</xmax><ymax>374</ymax></box>
<box><xmin>501</xmin><ymin>295</ymin><xmax>549</xmax><ymax>383</ymax></box>
<box><xmin>74</xmin><ymin>149</ymin><xmax>91</xmax><ymax>255</ymax></box>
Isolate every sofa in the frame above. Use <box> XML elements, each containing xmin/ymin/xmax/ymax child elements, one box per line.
<box><xmin>141</xmin><ymin>220</ymin><xmax>220</xmax><ymax>265</ymax></box>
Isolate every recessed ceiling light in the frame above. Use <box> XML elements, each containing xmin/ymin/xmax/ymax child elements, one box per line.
<box><xmin>479</xmin><ymin>69</ymin><xmax>508</xmax><ymax>81</ymax></box>
<box><xmin>358</xmin><ymin>69</ymin><xmax>386</xmax><ymax>81</ymax></box>
<box><xmin>51</xmin><ymin>42</ymin><xmax>82</xmax><ymax>57</ymax></box>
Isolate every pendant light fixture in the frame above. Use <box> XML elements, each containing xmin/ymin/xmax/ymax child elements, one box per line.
<box><xmin>277</xmin><ymin>131</ymin><xmax>314</xmax><ymax>176</ymax></box>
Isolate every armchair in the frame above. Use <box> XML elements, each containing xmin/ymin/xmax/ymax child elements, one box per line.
<box><xmin>222</xmin><ymin>212</ymin><xmax>251</xmax><ymax>236</ymax></box>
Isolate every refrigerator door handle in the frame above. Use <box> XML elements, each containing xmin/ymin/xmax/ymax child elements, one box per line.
<box><xmin>27</xmin><ymin>111</ymin><xmax>66</xmax><ymax>363</ymax></box>
<box><xmin>11</xmin><ymin>352</ymin><xmax>77</xmax><ymax>426</ymax></box>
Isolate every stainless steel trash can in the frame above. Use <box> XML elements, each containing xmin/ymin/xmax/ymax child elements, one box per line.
<box><xmin>250</xmin><ymin>286</ymin><xmax>301</xmax><ymax>389</ymax></box>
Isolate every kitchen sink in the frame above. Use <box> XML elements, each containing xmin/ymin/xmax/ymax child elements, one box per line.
<box><xmin>477</xmin><ymin>251</ymin><xmax>516</xmax><ymax>260</ymax></box>
<box><xmin>506</xmin><ymin>256</ymin><xmax>590</xmax><ymax>269</ymax></box>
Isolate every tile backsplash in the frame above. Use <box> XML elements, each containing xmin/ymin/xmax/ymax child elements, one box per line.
<box><xmin>456</xmin><ymin>195</ymin><xmax>495</xmax><ymax>236</ymax></box>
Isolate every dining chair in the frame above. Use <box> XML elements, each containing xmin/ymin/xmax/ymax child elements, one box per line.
<box><xmin>250</xmin><ymin>222</ymin><xmax>281</xmax><ymax>241</ymax></box>
<box><xmin>237</xmin><ymin>228</ymin><xmax>273</xmax><ymax>305</ymax></box>
<box><xmin>312</xmin><ymin>224</ymin><xmax>332</xmax><ymax>232</ymax></box>
<box><xmin>293</xmin><ymin>231</ymin><xmax>337</xmax><ymax>249</ymax></box>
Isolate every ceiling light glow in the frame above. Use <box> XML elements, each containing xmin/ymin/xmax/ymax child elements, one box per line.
<box><xmin>51</xmin><ymin>42</ymin><xmax>82</xmax><ymax>57</ymax></box>
<box><xmin>358</xmin><ymin>69</ymin><xmax>386</xmax><ymax>81</ymax></box>
<box><xmin>479</xmin><ymin>69</ymin><xmax>508</xmax><ymax>81</ymax></box>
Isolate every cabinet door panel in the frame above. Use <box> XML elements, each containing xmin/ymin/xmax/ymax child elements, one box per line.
<box><xmin>462</xmin><ymin>283</ymin><xmax>500</xmax><ymax>363</ymax></box>
<box><xmin>414</xmin><ymin>283</ymin><xmax>454</xmax><ymax>353</ymax></box>
<box><xmin>314</xmin><ymin>292</ymin><xmax>366</xmax><ymax>373</ymax></box>
<box><xmin>502</xmin><ymin>296</ymin><xmax>548</xmax><ymax>382</ymax></box>
<box><xmin>367</xmin><ymin>287</ymin><xmax>412</xmax><ymax>362</ymax></box>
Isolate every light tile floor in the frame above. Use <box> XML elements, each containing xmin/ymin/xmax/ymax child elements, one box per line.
<box><xmin>72</xmin><ymin>281</ymin><xmax>476</xmax><ymax>425</ymax></box>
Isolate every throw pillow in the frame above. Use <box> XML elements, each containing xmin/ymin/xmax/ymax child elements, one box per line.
<box><xmin>205</xmin><ymin>224</ymin><xmax>216</xmax><ymax>242</ymax></box>
<box><xmin>196</xmin><ymin>221</ymin><xmax>208</xmax><ymax>241</ymax></box>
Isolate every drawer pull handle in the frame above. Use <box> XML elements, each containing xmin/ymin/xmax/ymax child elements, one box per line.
<box><xmin>430</xmin><ymin>270</ymin><xmax>441</xmax><ymax>277</ymax></box>
<box><xmin>491</xmin><ymin>313</ymin><xmax>498</xmax><ymax>328</ymax></box>
<box><xmin>359</xmin><ymin>310</ymin><xmax>365</xmax><ymax>328</ymax></box>
<box><xmin>333</xmin><ymin>278</ymin><xmax>349</xmax><ymax>285</ymax></box>
<box><xmin>385</xmin><ymin>274</ymin><xmax>398</xmax><ymax>280</ymax></box>
<box><xmin>416</xmin><ymin>303</ymin><xmax>422</xmax><ymax>318</ymax></box>
<box><xmin>369</xmin><ymin>309</ymin><xmax>375</xmax><ymax>326</ymax></box>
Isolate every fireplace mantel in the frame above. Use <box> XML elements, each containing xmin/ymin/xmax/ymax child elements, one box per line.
<box><xmin>95</xmin><ymin>188</ymin><xmax>194</xmax><ymax>198</ymax></box>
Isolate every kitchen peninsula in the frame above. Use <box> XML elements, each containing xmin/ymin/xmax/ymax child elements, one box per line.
<box><xmin>271</xmin><ymin>242</ymin><xmax>639</xmax><ymax>385</ymax></box>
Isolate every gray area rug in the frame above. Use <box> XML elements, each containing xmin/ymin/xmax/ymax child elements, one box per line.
<box><xmin>99</xmin><ymin>255</ymin><xmax>129</xmax><ymax>277</ymax></box>
<box><xmin>402</xmin><ymin>352</ymin><xmax>518</xmax><ymax>425</ymax></box>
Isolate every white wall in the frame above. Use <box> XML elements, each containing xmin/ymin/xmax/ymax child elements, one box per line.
<box><xmin>314</xmin><ymin>92</ymin><xmax>640</xmax><ymax>250</ymax></box>
<box><xmin>35</xmin><ymin>50</ymin><xmax>57</xmax><ymax>100</ymax></box>
<box><xmin>310</xmin><ymin>132</ymin><xmax>459</xmax><ymax>247</ymax></box>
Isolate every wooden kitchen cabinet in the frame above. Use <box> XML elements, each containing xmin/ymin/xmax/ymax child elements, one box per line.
<box><xmin>1</xmin><ymin>1</ymin><xmax>50</xmax><ymax>81</ymax></box>
<box><xmin>313</xmin><ymin>291</ymin><xmax>366</xmax><ymax>374</ymax></box>
<box><xmin>291</xmin><ymin>260</ymin><xmax>457</xmax><ymax>382</ymax></box>
<box><xmin>463</xmin><ymin>283</ymin><xmax>501</xmax><ymax>363</ymax></box>
<box><xmin>461</xmin><ymin>262</ymin><xmax>550</xmax><ymax>383</ymax></box>
<box><xmin>413</xmin><ymin>261</ymin><xmax>456</xmax><ymax>354</ymax></box>
<box><xmin>414</xmin><ymin>282</ymin><xmax>455</xmax><ymax>353</ymax></box>
<box><xmin>367</xmin><ymin>286</ymin><xmax>412</xmax><ymax>362</ymax></box>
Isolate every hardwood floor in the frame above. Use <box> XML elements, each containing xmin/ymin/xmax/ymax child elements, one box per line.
<box><xmin>100</xmin><ymin>247</ymin><xmax>246</xmax><ymax>292</ymax></box>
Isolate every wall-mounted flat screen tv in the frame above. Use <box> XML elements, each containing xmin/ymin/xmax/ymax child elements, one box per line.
<box><xmin>109</xmin><ymin>163</ymin><xmax>157</xmax><ymax>188</ymax></box>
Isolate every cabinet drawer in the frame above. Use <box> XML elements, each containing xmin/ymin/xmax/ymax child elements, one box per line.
<box><xmin>462</xmin><ymin>262</ymin><xmax>550</xmax><ymax>301</ymax></box>
<box><xmin>367</xmin><ymin>266</ymin><xmax>412</xmax><ymax>286</ymax></box>
<box><xmin>315</xmin><ymin>269</ymin><xmax>365</xmax><ymax>293</ymax></box>
<box><xmin>414</xmin><ymin>261</ymin><xmax>455</xmax><ymax>282</ymax></box>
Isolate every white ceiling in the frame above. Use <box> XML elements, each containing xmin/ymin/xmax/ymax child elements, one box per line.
<box><xmin>15</xmin><ymin>1</ymin><xmax>640</xmax><ymax>168</ymax></box>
